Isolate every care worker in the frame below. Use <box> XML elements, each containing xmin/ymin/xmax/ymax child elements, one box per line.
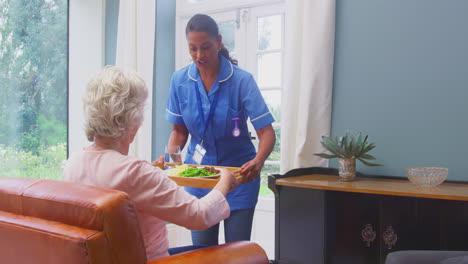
<box><xmin>156</xmin><ymin>14</ymin><xmax>276</xmax><ymax>246</ymax></box>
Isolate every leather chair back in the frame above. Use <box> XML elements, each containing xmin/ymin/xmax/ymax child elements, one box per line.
<box><xmin>0</xmin><ymin>177</ymin><xmax>147</xmax><ymax>264</ymax></box>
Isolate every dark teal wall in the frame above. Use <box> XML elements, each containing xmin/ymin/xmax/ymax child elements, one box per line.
<box><xmin>152</xmin><ymin>1</ymin><xmax>175</xmax><ymax>160</ymax></box>
<box><xmin>332</xmin><ymin>0</ymin><xmax>468</xmax><ymax>180</ymax></box>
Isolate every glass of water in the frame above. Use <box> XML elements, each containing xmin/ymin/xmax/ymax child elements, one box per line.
<box><xmin>164</xmin><ymin>145</ymin><xmax>182</xmax><ymax>169</ymax></box>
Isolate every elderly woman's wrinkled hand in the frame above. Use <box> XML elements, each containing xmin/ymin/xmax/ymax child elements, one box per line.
<box><xmin>217</xmin><ymin>168</ymin><xmax>239</xmax><ymax>195</ymax></box>
<box><xmin>151</xmin><ymin>155</ymin><xmax>165</xmax><ymax>169</ymax></box>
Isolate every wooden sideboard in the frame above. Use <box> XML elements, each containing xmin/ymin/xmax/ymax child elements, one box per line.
<box><xmin>268</xmin><ymin>167</ymin><xmax>468</xmax><ymax>264</ymax></box>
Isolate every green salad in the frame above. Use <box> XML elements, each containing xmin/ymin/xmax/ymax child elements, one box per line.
<box><xmin>165</xmin><ymin>165</ymin><xmax>219</xmax><ymax>177</ymax></box>
<box><xmin>180</xmin><ymin>167</ymin><xmax>217</xmax><ymax>177</ymax></box>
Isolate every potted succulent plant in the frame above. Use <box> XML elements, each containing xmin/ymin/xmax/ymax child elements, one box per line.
<box><xmin>314</xmin><ymin>132</ymin><xmax>383</xmax><ymax>181</ymax></box>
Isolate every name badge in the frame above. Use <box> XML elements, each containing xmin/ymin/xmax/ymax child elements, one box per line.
<box><xmin>193</xmin><ymin>144</ymin><xmax>206</xmax><ymax>165</ymax></box>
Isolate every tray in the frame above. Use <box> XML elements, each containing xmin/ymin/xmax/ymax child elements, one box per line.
<box><xmin>157</xmin><ymin>164</ymin><xmax>242</xmax><ymax>189</ymax></box>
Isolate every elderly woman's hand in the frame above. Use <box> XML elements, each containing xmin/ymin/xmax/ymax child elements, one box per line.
<box><xmin>151</xmin><ymin>155</ymin><xmax>165</xmax><ymax>169</ymax></box>
<box><xmin>214</xmin><ymin>169</ymin><xmax>239</xmax><ymax>196</ymax></box>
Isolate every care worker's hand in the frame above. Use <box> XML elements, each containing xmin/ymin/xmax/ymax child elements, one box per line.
<box><xmin>214</xmin><ymin>168</ymin><xmax>239</xmax><ymax>196</ymax></box>
<box><xmin>240</xmin><ymin>158</ymin><xmax>264</xmax><ymax>183</ymax></box>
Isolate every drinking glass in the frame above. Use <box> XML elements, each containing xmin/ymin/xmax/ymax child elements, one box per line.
<box><xmin>164</xmin><ymin>145</ymin><xmax>182</xmax><ymax>169</ymax></box>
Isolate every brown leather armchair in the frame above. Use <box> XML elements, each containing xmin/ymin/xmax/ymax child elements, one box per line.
<box><xmin>0</xmin><ymin>177</ymin><xmax>269</xmax><ymax>264</ymax></box>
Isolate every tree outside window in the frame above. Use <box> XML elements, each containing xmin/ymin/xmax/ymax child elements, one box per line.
<box><xmin>0</xmin><ymin>0</ymin><xmax>68</xmax><ymax>179</ymax></box>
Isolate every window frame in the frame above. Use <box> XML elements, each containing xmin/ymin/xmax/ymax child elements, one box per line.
<box><xmin>68</xmin><ymin>0</ymin><xmax>105</xmax><ymax>156</ymax></box>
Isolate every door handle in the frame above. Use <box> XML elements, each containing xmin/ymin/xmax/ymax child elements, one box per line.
<box><xmin>382</xmin><ymin>226</ymin><xmax>398</xmax><ymax>250</ymax></box>
<box><xmin>361</xmin><ymin>224</ymin><xmax>376</xmax><ymax>247</ymax></box>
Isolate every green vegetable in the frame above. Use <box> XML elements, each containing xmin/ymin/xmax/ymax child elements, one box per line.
<box><xmin>180</xmin><ymin>168</ymin><xmax>217</xmax><ymax>177</ymax></box>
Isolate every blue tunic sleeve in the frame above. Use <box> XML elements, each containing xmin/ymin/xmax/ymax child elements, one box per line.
<box><xmin>165</xmin><ymin>73</ymin><xmax>185</xmax><ymax>124</ymax></box>
<box><xmin>242</xmin><ymin>74</ymin><xmax>275</xmax><ymax>130</ymax></box>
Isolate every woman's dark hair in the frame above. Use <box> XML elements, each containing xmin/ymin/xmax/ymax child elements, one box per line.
<box><xmin>185</xmin><ymin>14</ymin><xmax>238</xmax><ymax>66</ymax></box>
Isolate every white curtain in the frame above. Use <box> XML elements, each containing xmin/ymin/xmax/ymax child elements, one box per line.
<box><xmin>116</xmin><ymin>0</ymin><xmax>155</xmax><ymax>161</ymax></box>
<box><xmin>280</xmin><ymin>0</ymin><xmax>336</xmax><ymax>173</ymax></box>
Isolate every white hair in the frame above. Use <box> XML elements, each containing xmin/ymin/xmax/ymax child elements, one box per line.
<box><xmin>82</xmin><ymin>66</ymin><xmax>148</xmax><ymax>141</ymax></box>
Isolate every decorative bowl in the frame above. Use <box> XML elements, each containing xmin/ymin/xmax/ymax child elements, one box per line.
<box><xmin>406</xmin><ymin>167</ymin><xmax>448</xmax><ymax>187</ymax></box>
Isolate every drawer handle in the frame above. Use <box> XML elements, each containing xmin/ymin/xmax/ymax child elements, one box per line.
<box><xmin>361</xmin><ymin>224</ymin><xmax>376</xmax><ymax>247</ymax></box>
<box><xmin>383</xmin><ymin>226</ymin><xmax>398</xmax><ymax>250</ymax></box>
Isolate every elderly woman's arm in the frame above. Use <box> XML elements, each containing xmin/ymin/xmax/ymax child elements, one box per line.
<box><xmin>129</xmin><ymin>163</ymin><xmax>237</xmax><ymax>230</ymax></box>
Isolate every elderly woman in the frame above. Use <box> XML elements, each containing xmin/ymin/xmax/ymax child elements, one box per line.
<box><xmin>62</xmin><ymin>66</ymin><xmax>238</xmax><ymax>260</ymax></box>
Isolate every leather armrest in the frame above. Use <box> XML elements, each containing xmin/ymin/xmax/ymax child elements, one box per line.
<box><xmin>148</xmin><ymin>241</ymin><xmax>269</xmax><ymax>264</ymax></box>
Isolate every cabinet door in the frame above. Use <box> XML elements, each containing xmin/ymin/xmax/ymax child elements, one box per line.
<box><xmin>379</xmin><ymin>196</ymin><xmax>442</xmax><ymax>260</ymax></box>
<box><xmin>326</xmin><ymin>192</ymin><xmax>380</xmax><ymax>264</ymax></box>
<box><xmin>277</xmin><ymin>186</ymin><xmax>326</xmax><ymax>264</ymax></box>
<box><xmin>440</xmin><ymin>200</ymin><xmax>468</xmax><ymax>250</ymax></box>
<box><xmin>415</xmin><ymin>198</ymin><xmax>443</xmax><ymax>250</ymax></box>
<box><xmin>379</xmin><ymin>196</ymin><xmax>420</xmax><ymax>263</ymax></box>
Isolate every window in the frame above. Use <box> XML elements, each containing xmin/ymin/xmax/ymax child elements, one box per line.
<box><xmin>252</xmin><ymin>12</ymin><xmax>283</xmax><ymax>194</ymax></box>
<box><xmin>176</xmin><ymin>0</ymin><xmax>285</xmax><ymax>195</ymax></box>
<box><xmin>0</xmin><ymin>0</ymin><xmax>68</xmax><ymax>179</ymax></box>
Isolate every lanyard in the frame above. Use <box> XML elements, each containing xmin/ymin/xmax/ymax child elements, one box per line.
<box><xmin>194</xmin><ymin>81</ymin><xmax>219</xmax><ymax>144</ymax></box>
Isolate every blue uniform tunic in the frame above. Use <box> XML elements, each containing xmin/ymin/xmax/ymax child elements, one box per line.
<box><xmin>165</xmin><ymin>56</ymin><xmax>274</xmax><ymax>210</ymax></box>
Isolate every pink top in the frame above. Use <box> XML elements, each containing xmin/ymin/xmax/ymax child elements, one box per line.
<box><xmin>62</xmin><ymin>149</ymin><xmax>230</xmax><ymax>260</ymax></box>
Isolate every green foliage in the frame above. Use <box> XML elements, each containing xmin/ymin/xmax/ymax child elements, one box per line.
<box><xmin>272</xmin><ymin>126</ymin><xmax>281</xmax><ymax>156</ymax></box>
<box><xmin>259</xmin><ymin>183</ymin><xmax>273</xmax><ymax>196</ymax></box>
<box><xmin>265</xmin><ymin>102</ymin><xmax>281</xmax><ymax>159</ymax></box>
<box><xmin>259</xmin><ymin>163</ymin><xmax>279</xmax><ymax>196</ymax></box>
<box><xmin>0</xmin><ymin>1</ymin><xmax>68</xmax><ymax>180</ymax></box>
<box><xmin>314</xmin><ymin>132</ymin><xmax>383</xmax><ymax>167</ymax></box>
<box><xmin>0</xmin><ymin>143</ymin><xmax>66</xmax><ymax>180</ymax></box>
<box><xmin>0</xmin><ymin>0</ymin><xmax>67</xmax><ymax>150</ymax></box>
<box><xmin>37</xmin><ymin>114</ymin><xmax>67</xmax><ymax>146</ymax></box>
<box><xmin>18</xmin><ymin>126</ymin><xmax>41</xmax><ymax>154</ymax></box>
